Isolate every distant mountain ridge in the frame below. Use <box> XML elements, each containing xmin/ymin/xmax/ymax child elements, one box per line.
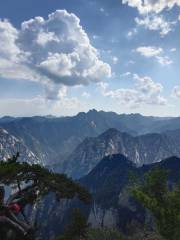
<box><xmin>0</xmin><ymin>109</ymin><xmax>180</xmax><ymax>167</ymax></box>
<box><xmin>63</xmin><ymin>128</ymin><xmax>180</xmax><ymax>178</ymax></box>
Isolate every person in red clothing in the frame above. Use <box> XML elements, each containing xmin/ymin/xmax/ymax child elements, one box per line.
<box><xmin>0</xmin><ymin>185</ymin><xmax>32</xmax><ymax>237</ymax></box>
<box><xmin>8</xmin><ymin>202</ymin><xmax>22</xmax><ymax>214</ymax></box>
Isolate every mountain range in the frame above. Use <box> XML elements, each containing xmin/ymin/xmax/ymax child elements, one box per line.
<box><xmin>1</xmin><ymin>109</ymin><xmax>180</xmax><ymax>168</ymax></box>
<box><xmin>62</xmin><ymin>128</ymin><xmax>180</xmax><ymax>178</ymax></box>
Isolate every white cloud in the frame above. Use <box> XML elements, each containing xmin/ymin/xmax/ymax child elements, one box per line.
<box><xmin>99</xmin><ymin>7</ymin><xmax>109</xmax><ymax>16</ymax></box>
<box><xmin>82</xmin><ymin>91</ymin><xmax>91</xmax><ymax>98</ymax></box>
<box><xmin>156</xmin><ymin>56</ymin><xmax>173</xmax><ymax>65</ymax></box>
<box><xmin>122</xmin><ymin>0</ymin><xmax>180</xmax><ymax>15</ymax></box>
<box><xmin>92</xmin><ymin>35</ymin><xmax>100</xmax><ymax>40</ymax></box>
<box><xmin>58</xmin><ymin>86</ymin><xmax>68</xmax><ymax>99</ymax></box>
<box><xmin>133</xmin><ymin>74</ymin><xmax>166</xmax><ymax>105</ymax></box>
<box><xmin>104</xmin><ymin>88</ymin><xmax>141</xmax><ymax>107</ymax></box>
<box><xmin>100</xmin><ymin>8</ymin><xmax>105</xmax><ymax>12</ymax></box>
<box><xmin>112</xmin><ymin>56</ymin><xmax>119</xmax><ymax>64</ymax></box>
<box><xmin>123</xmin><ymin>1</ymin><xmax>180</xmax><ymax>36</ymax></box>
<box><xmin>97</xmin><ymin>82</ymin><xmax>109</xmax><ymax>95</ymax></box>
<box><xmin>170</xmin><ymin>48</ymin><xmax>176</xmax><ymax>52</ymax></box>
<box><xmin>135</xmin><ymin>46</ymin><xmax>172</xmax><ymax>65</ymax></box>
<box><xmin>136</xmin><ymin>46</ymin><xmax>163</xmax><ymax>57</ymax></box>
<box><xmin>172</xmin><ymin>86</ymin><xmax>180</xmax><ymax>98</ymax></box>
<box><xmin>98</xmin><ymin>74</ymin><xmax>167</xmax><ymax>107</ymax></box>
<box><xmin>120</xmin><ymin>72</ymin><xmax>131</xmax><ymax>77</ymax></box>
<box><xmin>127</xmin><ymin>60</ymin><xmax>135</xmax><ymax>65</ymax></box>
<box><xmin>0</xmin><ymin>19</ymin><xmax>20</xmax><ymax>60</ymax></box>
<box><xmin>0</xmin><ymin>10</ymin><xmax>111</xmax><ymax>99</ymax></box>
<box><xmin>127</xmin><ymin>28</ymin><xmax>138</xmax><ymax>38</ymax></box>
<box><xmin>0</xmin><ymin>19</ymin><xmax>33</xmax><ymax>80</ymax></box>
<box><xmin>135</xmin><ymin>15</ymin><xmax>175</xmax><ymax>36</ymax></box>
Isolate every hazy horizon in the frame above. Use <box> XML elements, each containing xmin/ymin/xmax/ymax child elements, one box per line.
<box><xmin>0</xmin><ymin>108</ymin><xmax>178</xmax><ymax>118</ymax></box>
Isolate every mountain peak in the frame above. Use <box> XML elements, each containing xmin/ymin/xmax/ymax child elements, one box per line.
<box><xmin>99</xmin><ymin>128</ymin><xmax>130</xmax><ymax>139</ymax></box>
<box><xmin>86</xmin><ymin>109</ymin><xmax>100</xmax><ymax>116</ymax></box>
<box><xmin>100</xmin><ymin>128</ymin><xmax>120</xmax><ymax>137</ymax></box>
<box><xmin>88</xmin><ymin>109</ymin><xmax>98</xmax><ymax>113</ymax></box>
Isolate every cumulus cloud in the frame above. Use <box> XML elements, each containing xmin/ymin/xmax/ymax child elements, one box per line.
<box><xmin>0</xmin><ymin>10</ymin><xmax>111</xmax><ymax>99</ymax></box>
<box><xmin>135</xmin><ymin>46</ymin><xmax>172</xmax><ymax>65</ymax></box>
<box><xmin>122</xmin><ymin>0</ymin><xmax>180</xmax><ymax>15</ymax></box>
<box><xmin>123</xmin><ymin>1</ymin><xmax>180</xmax><ymax>36</ymax></box>
<box><xmin>0</xmin><ymin>19</ymin><xmax>20</xmax><ymax>60</ymax></box>
<box><xmin>133</xmin><ymin>74</ymin><xmax>166</xmax><ymax>105</ymax></box>
<box><xmin>135</xmin><ymin>15</ymin><xmax>176</xmax><ymax>36</ymax></box>
<box><xmin>98</xmin><ymin>73</ymin><xmax>166</xmax><ymax>107</ymax></box>
<box><xmin>136</xmin><ymin>46</ymin><xmax>163</xmax><ymax>57</ymax></box>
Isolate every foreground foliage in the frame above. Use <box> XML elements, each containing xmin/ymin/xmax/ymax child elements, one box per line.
<box><xmin>87</xmin><ymin>228</ymin><xmax>124</xmax><ymax>240</ymax></box>
<box><xmin>58</xmin><ymin>209</ymin><xmax>124</xmax><ymax>240</ymax></box>
<box><xmin>0</xmin><ymin>154</ymin><xmax>91</xmax><ymax>240</ymax></box>
<box><xmin>58</xmin><ymin>208</ymin><xmax>89</xmax><ymax>240</ymax></box>
<box><xmin>132</xmin><ymin>167</ymin><xmax>180</xmax><ymax>240</ymax></box>
<box><xmin>0</xmin><ymin>155</ymin><xmax>91</xmax><ymax>203</ymax></box>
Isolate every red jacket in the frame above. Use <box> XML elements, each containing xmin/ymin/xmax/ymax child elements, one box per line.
<box><xmin>8</xmin><ymin>203</ymin><xmax>22</xmax><ymax>214</ymax></box>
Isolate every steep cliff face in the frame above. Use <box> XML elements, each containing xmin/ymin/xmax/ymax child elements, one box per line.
<box><xmin>0</xmin><ymin>128</ymin><xmax>40</xmax><ymax>164</ymax></box>
<box><xmin>33</xmin><ymin>155</ymin><xmax>180</xmax><ymax>239</ymax></box>
<box><xmin>81</xmin><ymin>154</ymin><xmax>180</xmax><ymax>230</ymax></box>
<box><xmin>28</xmin><ymin>155</ymin><xmax>140</xmax><ymax>239</ymax></box>
<box><xmin>88</xmin><ymin>203</ymin><xmax>118</xmax><ymax>228</ymax></box>
<box><xmin>63</xmin><ymin>128</ymin><xmax>180</xmax><ymax>178</ymax></box>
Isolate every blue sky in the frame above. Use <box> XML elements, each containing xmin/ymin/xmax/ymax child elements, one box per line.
<box><xmin>0</xmin><ymin>0</ymin><xmax>180</xmax><ymax>117</ymax></box>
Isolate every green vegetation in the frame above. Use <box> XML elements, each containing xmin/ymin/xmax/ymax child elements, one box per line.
<box><xmin>58</xmin><ymin>209</ymin><xmax>89</xmax><ymax>240</ymax></box>
<box><xmin>88</xmin><ymin>228</ymin><xmax>124</xmax><ymax>240</ymax></box>
<box><xmin>0</xmin><ymin>154</ymin><xmax>91</xmax><ymax>203</ymax></box>
<box><xmin>131</xmin><ymin>167</ymin><xmax>180</xmax><ymax>240</ymax></box>
<box><xmin>57</xmin><ymin>208</ymin><xmax>124</xmax><ymax>240</ymax></box>
<box><xmin>0</xmin><ymin>153</ymin><xmax>91</xmax><ymax>240</ymax></box>
<box><xmin>1</xmin><ymin>153</ymin><xmax>179</xmax><ymax>240</ymax></box>
<box><xmin>57</xmin><ymin>166</ymin><xmax>180</xmax><ymax>240</ymax></box>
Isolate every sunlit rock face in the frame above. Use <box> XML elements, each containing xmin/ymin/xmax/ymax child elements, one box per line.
<box><xmin>0</xmin><ymin>128</ymin><xmax>40</xmax><ymax>164</ymax></box>
<box><xmin>63</xmin><ymin>128</ymin><xmax>180</xmax><ymax>178</ymax></box>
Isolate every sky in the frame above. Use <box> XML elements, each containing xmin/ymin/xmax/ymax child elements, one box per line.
<box><xmin>0</xmin><ymin>0</ymin><xmax>180</xmax><ymax>117</ymax></box>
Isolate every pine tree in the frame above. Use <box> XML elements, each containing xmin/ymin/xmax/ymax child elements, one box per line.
<box><xmin>58</xmin><ymin>208</ymin><xmax>89</xmax><ymax>240</ymax></box>
<box><xmin>131</xmin><ymin>167</ymin><xmax>180</xmax><ymax>240</ymax></box>
<box><xmin>0</xmin><ymin>153</ymin><xmax>91</xmax><ymax>203</ymax></box>
<box><xmin>0</xmin><ymin>154</ymin><xmax>91</xmax><ymax>240</ymax></box>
